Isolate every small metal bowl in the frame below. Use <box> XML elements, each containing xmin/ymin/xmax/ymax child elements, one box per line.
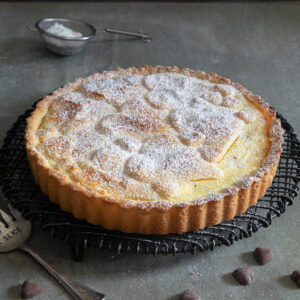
<box><xmin>35</xmin><ymin>18</ymin><xmax>96</xmax><ymax>56</ymax></box>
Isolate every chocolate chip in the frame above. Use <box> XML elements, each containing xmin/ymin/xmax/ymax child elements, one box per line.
<box><xmin>21</xmin><ymin>280</ymin><xmax>42</xmax><ymax>299</ymax></box>
<box><xmin>178</xmin><ymin>289</ymin><xmax>199</xmax><ymax>300</ymax></box>
<box><xmin>254</xmin><ymin>247</ymin><xmax>274</xmax><ymax>265</ymax></box>
<box><xmin>291</xmin><ymin>270</ymin><xmax>300</xmax><ymax>288</ymax></box>
<box><xmin>232</xmin><ymin>267</ymin><xmax>254</xmax><ymax>285</ymax></box>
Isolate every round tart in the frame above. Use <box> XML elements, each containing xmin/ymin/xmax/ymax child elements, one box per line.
<box><xmin>25</xmin><ymin>66</ymin><xmax>283</xmax><ymax>234</ymax></box>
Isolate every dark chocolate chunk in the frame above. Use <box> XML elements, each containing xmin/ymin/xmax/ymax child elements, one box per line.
<box><xmin>178</xmin><ymin>289</ymin><xmax>198</xmax><ymax>300</ymax></box>
<box><xmin>291</xmin><ymin>270</ymin><xmax>300</xmax><ymax>288</ymax></box>
<box><xmin>232</xmin><ymin>267</ymin><xmax>254</xmax><ymax>285</ymax></box>
<box><xmin>254</xmin><ymin>247</ymin><xmax>274</xmax><ymax>265</ymax></box>
<box><xmin>21</xmin><ymin>280</ymin><xmax>42</xmax><ymax>299</ymax></box>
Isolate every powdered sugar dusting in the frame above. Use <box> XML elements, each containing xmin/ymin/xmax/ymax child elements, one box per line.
<box><xmin>99</xmin><ymin>112</ymin><xmax>168</xmax><ymax>138</ymax></box>
<box><xmin>36</xmin><ymin>70</ymin><xmax>271</xmax><ymax>202</ymax></box>
<box><xmin>169</xmin><ymin>106</ymin><xmax>245</xmax><ymax>162</ymax></box>
<box><xmin>116</xmin><ymin>137</ymin><xmax>142</xmax><ymax>152</ymax></box>
<box><xmin>83</xmin><ymin>75</ymin><xmax>146</xmax><ymax>107</ymax></box>
<box><xmin>46</xmin><ymin>23</ymin><xmax>83</xmax><ymax>38</ymax></box>
<box><xmin>125</xmin><ymin>134</ymin><xmax>222</xmax><ymax>197</ymax></box>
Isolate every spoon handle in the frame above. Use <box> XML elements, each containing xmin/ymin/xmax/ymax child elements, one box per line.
<box><xmin>103</xmin><ymin>27</ymin><xmax>152</xmax><ymax>42</ymax></box>
<box><xmin>19</xmin><ymin>244</ymin><xmax>105</xmax><ymax>300</ymax></box>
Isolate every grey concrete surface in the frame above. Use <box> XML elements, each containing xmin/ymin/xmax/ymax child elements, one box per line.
<box><xmin>0</xmin><ymin>2</ymin><xmax>300</xmax><ymax>300</ymax></box>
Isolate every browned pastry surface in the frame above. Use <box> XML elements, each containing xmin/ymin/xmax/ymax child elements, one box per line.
<box><xmin>25</xmin><ymin>66</ymin><xmax>283</xmax><ymax>234</ymax></box>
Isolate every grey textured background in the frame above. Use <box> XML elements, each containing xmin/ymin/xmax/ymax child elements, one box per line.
<box><xmin>0</xmin><ymin>2</ymin><xmax>300</xmax><ymax>300</ymax></box>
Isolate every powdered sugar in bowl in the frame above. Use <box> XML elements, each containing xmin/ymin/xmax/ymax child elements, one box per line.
<box><xmin>34</xmin><ymin>18</ymin><xmax>96</xmax><ymax>55</ymax></box>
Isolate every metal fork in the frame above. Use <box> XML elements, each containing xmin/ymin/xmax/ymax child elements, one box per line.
<box><xmin>0</xmin><ymin>204</ymin><xmax>105</xmax><ymax>300</ymax></box>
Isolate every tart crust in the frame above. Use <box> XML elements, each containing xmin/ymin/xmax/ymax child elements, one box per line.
<box><xmin>25</xmin><ymin>66</ymin><xmax>284</xmax><ymax>234</ymax></box>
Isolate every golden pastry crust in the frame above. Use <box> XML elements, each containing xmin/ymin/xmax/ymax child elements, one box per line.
<box><xmin>25</xmin><ymin>66</ymin><xmax>283</xmax><ymax>234</ymax></box>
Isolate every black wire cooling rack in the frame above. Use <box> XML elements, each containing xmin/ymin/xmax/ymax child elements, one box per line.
<box><xmin>0</xmin><ymin>103</ymin><xmax>300</xmax><ymax>261</ymax></box>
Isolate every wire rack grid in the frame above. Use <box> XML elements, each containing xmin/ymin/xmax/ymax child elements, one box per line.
<box><xmin>0</xmin><ymin>103</ymin><xmax>299</xmax><ymax>261</ymax></box>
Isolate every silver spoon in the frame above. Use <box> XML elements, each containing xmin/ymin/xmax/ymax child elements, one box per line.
<box><xmin>0</xmin><ymin>204</ymin><xmax>105</xmax><ymax>300</ymax></box>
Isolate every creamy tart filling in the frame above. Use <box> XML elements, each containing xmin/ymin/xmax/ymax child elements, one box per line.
<box><xmin>25</xmin><ymin>66</ymin><xmax>283</xmax><ymax>234</ymax></box>
<box><xmin>32</xmin><ymin>71</ymin><xmax>271</xmax><ymax>204</ymax></box>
